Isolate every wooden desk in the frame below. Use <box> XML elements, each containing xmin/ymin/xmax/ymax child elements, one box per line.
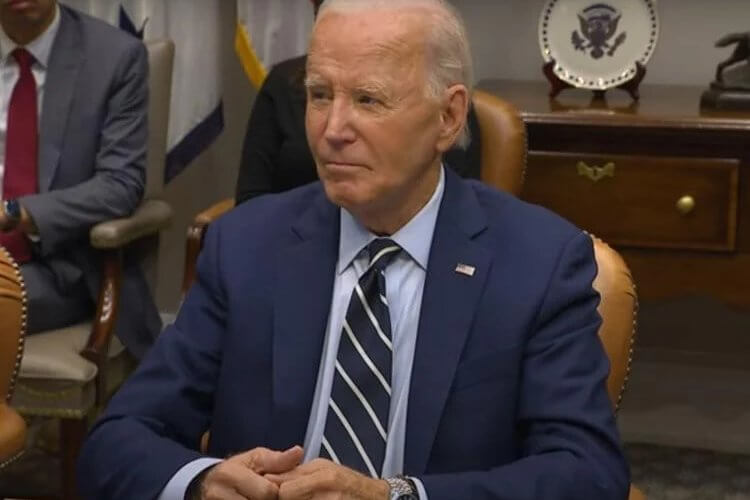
<box><xmin>477</xmin><ymin>79</ymin><xmax>750</xmax><ymax>309</ymax></box>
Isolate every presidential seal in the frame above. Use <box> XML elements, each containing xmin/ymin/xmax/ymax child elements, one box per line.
<box><xmin>572</xmin><ymin>4</ymin><xmax>627</xmax><ymax>59</ymax></box>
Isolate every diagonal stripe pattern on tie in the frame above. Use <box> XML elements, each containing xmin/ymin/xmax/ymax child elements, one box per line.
<box><xmin>320</xmin><ymin>238</ymin><xmax>401</xmax><ymax>477</ymax></box>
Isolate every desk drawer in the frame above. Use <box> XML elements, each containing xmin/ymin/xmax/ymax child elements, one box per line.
<box><xmin>523</xmin><ymin>152</ymin><xmax>739</xmax><ymax>251</ymax></box>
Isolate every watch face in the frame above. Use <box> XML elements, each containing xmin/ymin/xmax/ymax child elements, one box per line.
<box><xmin>5</xmin><ymin>199</ymin><xmax>21</xmax><ymax>220</ymax></box>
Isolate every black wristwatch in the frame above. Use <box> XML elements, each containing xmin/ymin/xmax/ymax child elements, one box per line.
<box><xmin>2</xmin><ymin>199</ymin><xmax>21</xmax><ymax>231</ymax></box>
<box><xmin>385</xmin><ymin>475</ymin><xmax>419</xmax><ymax>499</ymax></box>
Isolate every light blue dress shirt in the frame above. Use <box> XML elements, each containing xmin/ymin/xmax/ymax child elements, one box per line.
<box><xmin>159</xmin><ymin>167</ymin><xmax>445</xmax><ymax>499</ymax></box>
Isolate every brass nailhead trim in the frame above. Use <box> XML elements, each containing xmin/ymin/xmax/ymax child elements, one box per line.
<box><xmin>615</xmin><ymin>281</ymin><xmax>639</xmax><ymax>414</ymax></box>
<box><xmin>0</xmin><ymin>449</ymin><xmax>24</xmax><ymax>469</ymax></box>
<box><xmin>1</xmin><ymin>247</ymin><xmax>27</xmax><ymax>404</ymax></box>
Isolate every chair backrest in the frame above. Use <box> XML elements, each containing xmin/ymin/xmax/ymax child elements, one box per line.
<box><xmin>143</xmin><ymin>39</ymin><xmax>175</xmax><ymax>201</ymax></box>
<box><xmin>590</xmin><ymin>237</ymin><xmax>637</xmax><ymax>410</ymax></box>
<box><xmin>474</xmin><ymin>91</ymin><xmax>638</xmax><ymax>409</ymax></box>
<box><xmin>473</xmin><ymin>89</ymin><xmax>526</xmax><ymax>197</ymax></box>
<box><xmin>141</xmin><ymin>39</ymin><xmax>175</xmax><ymax>291</ymax></box>
<box><xmin>0</xmin><ymin>246</ymin><xmax>27</xmax><ymax>466</ymax></box>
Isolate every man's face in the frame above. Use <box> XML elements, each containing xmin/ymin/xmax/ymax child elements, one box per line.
<box><xmin>305</xmin><ymin>9</ymin><xmax>447</xmax><ymax>220</ymax></box>
<box><xmin>0</xmin><ymin>0</ymin><xmax>56</xmax><ymax>28</ymax></box>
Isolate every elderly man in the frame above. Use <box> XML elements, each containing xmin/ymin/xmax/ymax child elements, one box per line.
<box><xmin>0</xmin><ymin>0</ymin><xmax>160</xmax><ymax>358</ymax></box>
<box><xmin>77</xmin><ymin>0</ymin><xmax>629</xmax><ymax>499</ymax></box>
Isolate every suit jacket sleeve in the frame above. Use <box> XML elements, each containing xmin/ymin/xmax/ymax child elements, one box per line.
<box><xmin>420</xmin><ymin>232</ymin><xmax>630</xmax><ymax>500</ymax></box>
<box><xmin>19</xmin><ymin>41</ymin><xmax>147</xmax><ymax>256</ymax></box>
<box><xmin>77</xmin><ymin>222</ymin><xmax>228</xmax><ymax>500</ymax></box>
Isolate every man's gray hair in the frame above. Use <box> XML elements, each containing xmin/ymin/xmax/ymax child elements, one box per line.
<box><xmin>315</xmin><ymin>0</ymin><xmax>474</xmax><ymax>149</ymax></box>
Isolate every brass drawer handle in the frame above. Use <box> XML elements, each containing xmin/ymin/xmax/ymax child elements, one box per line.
<box><xmin>577</xmin><ymin>161</ymin><xmax>615</xmax><ymax>182</ymax></box>
<box><xmin>676</xmin><ymin>195</ymin><xmax>695</xmax><ymax>215</ymax></box>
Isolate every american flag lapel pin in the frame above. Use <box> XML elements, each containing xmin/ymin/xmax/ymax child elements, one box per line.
<box><xmin>455</xmin><ymin>263</ymin><xmax>475</xmax><ymax>277</ymax></box>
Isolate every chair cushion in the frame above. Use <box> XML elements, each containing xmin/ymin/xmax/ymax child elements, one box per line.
<box><xmin>12</xmin><ymin>350</ymin><xmax>136</xmax><ymax>419</ymax></box>
<box><xmin>18</xmin><ymin>322</ymin><xmax>125</xmax><ymax>382</ymax></box>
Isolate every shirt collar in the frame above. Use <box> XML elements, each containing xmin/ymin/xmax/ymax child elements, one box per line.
<box><xmin>338</xmin><ymin>166</ymin><xmax>446</xmax><ymax>274</ymax></box>
<box><xmin>0</xmin><ymin>3</ymin><xmax>61</xmax><ymax>69</ymax></box>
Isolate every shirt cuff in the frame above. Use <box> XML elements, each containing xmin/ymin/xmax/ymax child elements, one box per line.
<box><xmin>157</xmin><ymin>457</ymin><xmax>222</xmax><ymax>500</ymax></box>
<box><xmin>410</xmin><ymin>476</ymin><xmax>429</xmax><ymax>499</ymax></box>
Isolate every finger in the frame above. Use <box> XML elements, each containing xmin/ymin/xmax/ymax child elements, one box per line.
<box><xmin>278</xmin><ymin>474</ymin><xmax>323</xmax><ymax>499</ymax></box>
<box><xmin>231</xmin><ymin>470</ymin><xmax>279</xmax><ymax>500</ymax></box>
<box><xmin>263</xmin><ymin>445</ymin><xmax>305</xmax><ymax>474</ymax></box>
<box><xmin>206</xmin><ymin>461</ymin><xmax>279</xmax><ymax>500</ymax></box>
<box><xmin>240</xmin><ymin>446</ymin><xmax>304</xmax><ymax>475</ymax></box>
<box><xmin>265</xmin><ymin>457</ymin><xmax>331</xmax><ymax>484</ymax></box>
<box><xmin>265</xmin><ymin>468</ymin><xmax>306</xmax><ymax>485</ymax></box>
<box><xmin>202</xmin><ymin>484</ymin><xmax>248</xmax><ymax>500</ymax></box>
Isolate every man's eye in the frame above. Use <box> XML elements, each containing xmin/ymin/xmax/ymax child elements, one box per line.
<box><xmin>309</xmin><ymin>89</ymin><xmax>331</xmax><ymax>101</ymax></box>
<box><xmin>357</xmin><ymin>94</ymin><xmax>381</xmax><ymax>106</ymax></box>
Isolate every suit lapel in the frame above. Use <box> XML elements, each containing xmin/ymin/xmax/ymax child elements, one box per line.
<box><xmin>39</xmin><ymin>7</ymin><xmax>82</xmax><ymax>191</ymax></box>
<box><xmin>405</xmin><ymin>172</ymin><xmax>492</xmax><ymax>474</ymax></box>
<box><xmin>268</xmin><ymin>191</ymin><xmax>340</xmax><ymax>450</ymax></box>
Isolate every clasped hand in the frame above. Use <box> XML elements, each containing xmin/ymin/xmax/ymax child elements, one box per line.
<box><xmin>199</xmin><ymin>446</ymin><xmax>390</xmax><ymax>499</ymax></box>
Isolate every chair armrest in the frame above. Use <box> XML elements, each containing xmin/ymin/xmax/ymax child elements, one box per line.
<box><xmin>90</xmin><ymin>199</ymin><xmax>174</xmax><ymax>249</ymax></box>
<box><xmin>629</xmin><ymin>485</ymin><xmax>646</xmax><ymax>500</ymax></box>
<box><xmin>194</xmin><ymin>198</ymin><xmax>235</xmax><ymax>227</ymax></box>
<box><xmin>182</xmin><ymin>198</ymin><xmax>235</xmax><ymax>294</ymax></box>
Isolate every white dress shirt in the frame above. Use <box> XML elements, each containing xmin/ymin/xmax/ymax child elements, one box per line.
<box><xmin>0</xmin><ymin>3</ymin><xmax>60</xmax><ymax>189</ymax></box>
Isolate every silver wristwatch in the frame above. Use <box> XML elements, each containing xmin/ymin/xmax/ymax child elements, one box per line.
<box><xmin>385</xmin><ymin>476</ymin><xmax>419</xmax><ymax>500</ymax></box>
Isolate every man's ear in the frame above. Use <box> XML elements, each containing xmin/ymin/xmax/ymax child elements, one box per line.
<box><xmin>436</xmin><ymin>84</ymin><xmax>469</xmax><ymax>153</ymax></box>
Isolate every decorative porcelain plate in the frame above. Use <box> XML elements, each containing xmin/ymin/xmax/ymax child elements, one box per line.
<box><xmin>539</xmin><ymin>0</ymin><xmax>659</xmax><ymax>90</ymax></box>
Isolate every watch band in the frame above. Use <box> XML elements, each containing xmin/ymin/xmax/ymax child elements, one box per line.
<box><xmin>386</xmin><ymin>476</ymin><xmax>419</xmax><ymax>499</ymax></box>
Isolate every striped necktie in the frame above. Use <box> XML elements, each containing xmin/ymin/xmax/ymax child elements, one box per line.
<box><xmin>320</xmin><ymin>238</ymin><xmax>401</xmax><ymax>477</ymax></box>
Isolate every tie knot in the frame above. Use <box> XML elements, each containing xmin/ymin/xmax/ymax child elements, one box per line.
<box><xmin>11</xmin><ymin>48</ymin><xmax>34</xmax><ymax>70</ymax></box>
<box><xmin>367</xmin><ymin>238</ymin><xmax>400</xmax><ymax>271</ymax></box>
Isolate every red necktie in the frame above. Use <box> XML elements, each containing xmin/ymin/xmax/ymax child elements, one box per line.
<box><xmin>1</xmin><ymin>48</ymin><xmax>38</xmax><ymax>264</ymax></box>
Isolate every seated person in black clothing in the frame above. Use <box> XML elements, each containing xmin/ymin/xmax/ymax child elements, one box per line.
<box><xmin>235</xmin><ymin>0</ymin><xmax>481</xmax><ymax>204</ymax></box>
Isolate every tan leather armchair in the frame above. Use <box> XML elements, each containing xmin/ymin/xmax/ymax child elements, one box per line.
<box><xmin>8</xmin><ymin>40</ymin><xmax>175</xmax><ymax>500</ymax></box>
<box><xmin>184</xmin><ymin>89</ymin><xmax>644</xmax><ymax>499</ymax></box>
<box><xmin>0</xmin><ymin>247</ymin><xmax>26</xmax><ymax>470</ymax></box>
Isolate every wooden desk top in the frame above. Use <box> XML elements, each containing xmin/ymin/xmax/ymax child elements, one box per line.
<box><xmin>477</xmin><ymin>79</ymin><xmax>750</xmax><ymax>132</ymax></box>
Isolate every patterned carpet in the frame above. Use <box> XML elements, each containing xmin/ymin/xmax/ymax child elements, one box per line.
<box><xmin>627</xmin><ymin>443</ymin><xmax>750</xmax><ymax>499</ymax></box>
<box><xmin>2</xmin><ymin>441</ymin><xmax>750</xmax><ymax>499</ymax></box>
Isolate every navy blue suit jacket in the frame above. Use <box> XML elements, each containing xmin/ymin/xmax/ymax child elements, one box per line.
<box><xmin>78</xmin><ymin>170</ymin><xmax>629</xmax><ymax>499</ymax></box>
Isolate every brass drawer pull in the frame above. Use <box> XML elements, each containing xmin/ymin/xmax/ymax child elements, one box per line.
<box><xmin>676</xmin><ymin>195</ymin><xmax>695</xmax><ymax>215</ymax></box>
<box><xmin>577</xmin><ymin>161</ymin><xmax>615</xmax><ymax>182</ymax></box>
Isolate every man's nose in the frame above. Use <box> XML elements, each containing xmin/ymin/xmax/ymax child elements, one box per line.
<box><xmin>323</xmin><ymin>97</ymin><xmax>356</xmax><ymax>145</ymax></box>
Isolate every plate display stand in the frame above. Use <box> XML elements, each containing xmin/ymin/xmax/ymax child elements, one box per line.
<box><xmin>543</xmin><ymin>59</ymin><xmax>647</xmax><ymax>100</ymax></box>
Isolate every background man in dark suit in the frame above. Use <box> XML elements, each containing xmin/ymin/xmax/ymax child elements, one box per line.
<box><xmin>78</xmin><ymin>0</ymin><xmax>629</xmax><ymax>498</ymax></box>
<box><xmin>0</xmin><ymin>0</ymin><xmax>160</xmax><ymax>358</ymax></box>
